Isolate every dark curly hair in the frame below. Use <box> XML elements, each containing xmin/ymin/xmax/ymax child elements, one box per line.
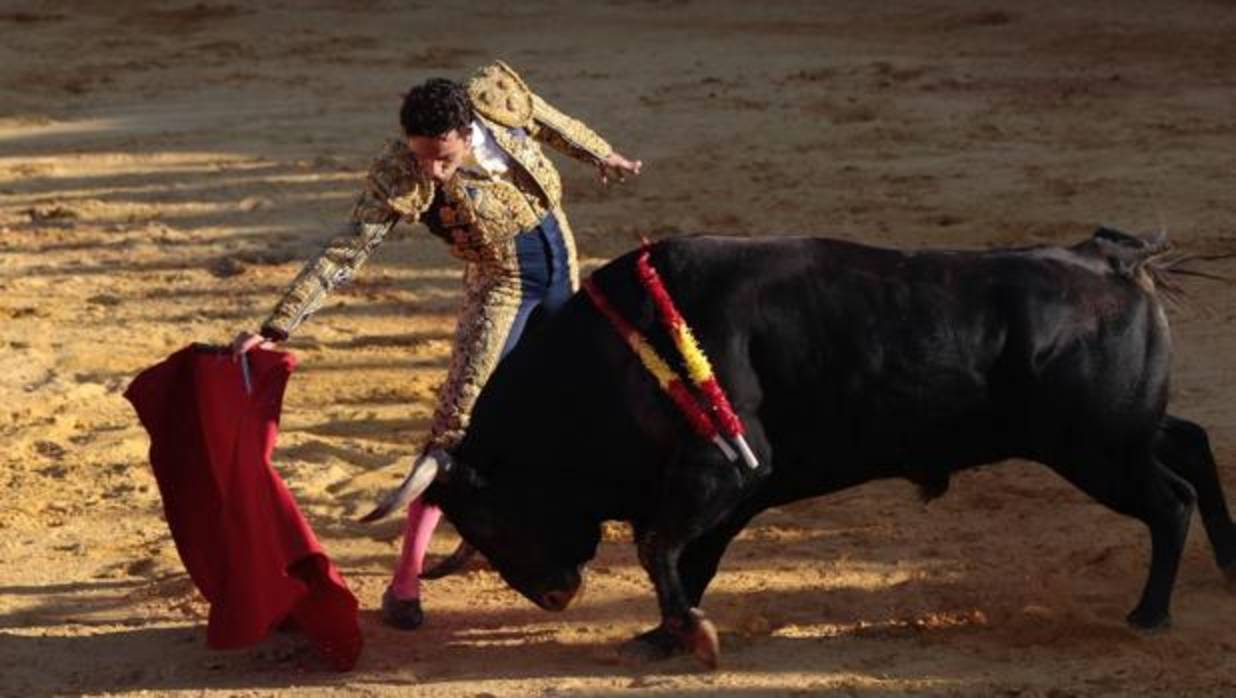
<box><xmin>400</xmin><ymin>78</ymin><xmax>474</xmax><ymax>137</ymax></box>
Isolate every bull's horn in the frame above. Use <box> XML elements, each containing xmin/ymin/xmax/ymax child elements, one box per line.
<box><xmin>358</xmin><ymin>448</ymin><xmax>450</xmax><ymax>523</ymax></box>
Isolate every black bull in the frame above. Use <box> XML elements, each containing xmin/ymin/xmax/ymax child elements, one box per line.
<box><xmin>371</xmin><ymin>230</ymin><xmax>1236</xmax><ymax>667</ymax></box>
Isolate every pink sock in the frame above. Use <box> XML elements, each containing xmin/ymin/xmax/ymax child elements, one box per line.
<box><xmin>388</xmin><ymin>497</ymin><xmax>442</xmax><ymax>599</ymax></box>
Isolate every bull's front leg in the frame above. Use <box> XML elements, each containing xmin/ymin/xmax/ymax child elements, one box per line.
<box><xmin>624</xmin><ymin>513</ymin><xmax>756</xmax><ymax>665</ymax></box>
<box><xmin>622</xmin><ymin>454</ymin><xmax>760</xmax><ymax>668</ymax></box>
<box><xmin>623</xmin><ymin>529</ymin><xmax>721</xmax><ymax>669</ymax></box>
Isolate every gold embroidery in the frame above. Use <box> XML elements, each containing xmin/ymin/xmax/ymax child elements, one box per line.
<box><xmin>427</xmin><ymin>271</ymin><xmax>524</xmax><ymax>449</ymax></box>
<box><xmin>261</xmin><ymin>218</ymin><xmax>399</xmax><ymax>338</ymax></box>
<box><xmin>483</xmin><ymin>116</ymin><xmax>562</xmax><ymax>208</ymax></box>
<box><xmin>440</xmin><ymin>176</ymin><xmax>541</xmax><ymax>266</ymax></box>
<box><xmin>467</xmin><ymin>61</ymin><xmax>534</xmax><ymax>128</ymax></box>
<box><xmin>530</xmin><ymin>93</ymin><xmax>614</xmax><ymax>163</ymax></box>
<box><xmin>262</xmin><ymin>140</ymin><xmax>432</xmax><ymax>338</ymax></box>
<box><xmin>553</xmin><ymin>206</ymin><xmax>582</xmax><ymax>291</ymax></box>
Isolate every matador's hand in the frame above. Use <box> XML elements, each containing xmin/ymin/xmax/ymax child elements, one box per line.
<box><xmin>598</xmin><ymin>152</ymin><xmax>642</xmax><ymax>184</ymax></box>
<box><xmin>230</xmin><ymin>330</ymin><xmax>276</xmax><ymax>359</ymax></box>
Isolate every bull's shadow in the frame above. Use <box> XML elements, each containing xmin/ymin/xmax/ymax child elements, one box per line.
<box><xmin>0</xmin><ymin>625</ymin><xmax>990</xmax><ymax>696</ymax></box>
<box><xmin>0</xmin><ymin>578</ymin><xmax>980</xmax><ymax>695</ymax></box>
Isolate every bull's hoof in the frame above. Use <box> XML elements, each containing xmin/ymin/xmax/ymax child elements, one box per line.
<box><xmin>1126</xmin><ymin>606</ymin><xmax>1171</xmax><ymax>632</ymax></box>
<box><xmin>684</xmin><ymin>608</ymin><xmax>720</xmax><ymax>670</ymax></box>
<box><xmin>617</xmin><ymin>611</ymin><xmax>720</xmax><ymax>669</ymax></box>
<box><xmin>617</xmin><ymin>626</ymin><xmax>683</xmax><ymax>664</ymax></box>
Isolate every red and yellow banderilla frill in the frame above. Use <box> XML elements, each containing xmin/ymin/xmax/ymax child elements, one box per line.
<box><xmin>583</xmin><ymin>248</ymin><xmax>759</xmax><ymax>468</ymax></box>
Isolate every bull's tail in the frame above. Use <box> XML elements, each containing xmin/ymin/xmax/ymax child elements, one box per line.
<box><xmin>1086</xmin><ymin>226</ymin><xmax>1233</xmax><ymax>303</ymax></box>
<box><xmin>1146</xmin><ymin>251</ymin><xmax>1236</xmax><ymax>301</ymax></box>
<box><xmin>1091</xmin><ymin>226</ymin><xmax>1172</xmax><ymax>278</ymax></box>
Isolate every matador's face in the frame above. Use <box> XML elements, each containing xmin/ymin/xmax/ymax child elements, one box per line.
<box><xmin>407</xmin><ymin>127</ymin><xmax>471</xmax><ymax>183</ymax></box>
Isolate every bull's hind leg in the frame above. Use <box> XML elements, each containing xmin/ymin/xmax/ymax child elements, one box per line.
<box><xmin>1050</xmin><ymin>453</ymin><xmax>1196</xmax><ymax>629</ymax></box>
<box><xmin>1155</xmin><ymin>415</ymin><xmax>1236</xmax><ymax>587</ymax></box>
<box><xmin>1125</xmin><ymin>463</ymin><xmax>1196</xmax><ymax>629</ymax></box>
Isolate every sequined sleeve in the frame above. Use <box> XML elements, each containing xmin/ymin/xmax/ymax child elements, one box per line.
<box><xmin>529</xmin><ymin>92</ymin><xmax>614</xmax><ymax>165</ymax></box>
<box><xmin>260</xmin><ymin>142</ymin><xmax>433</xmax><ymax>339</ymax></box>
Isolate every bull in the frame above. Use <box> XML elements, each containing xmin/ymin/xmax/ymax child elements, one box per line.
<box><xmin>365</xmin><ymin>228</ymin><xmax>1236</xmax><ymax>668</ymax></box>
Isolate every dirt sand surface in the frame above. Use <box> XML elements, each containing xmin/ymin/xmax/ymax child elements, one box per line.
<box><xmin>3</xmin><ymin>1</ymin><xmax>1235</xmax><ymax>695</ymax></box>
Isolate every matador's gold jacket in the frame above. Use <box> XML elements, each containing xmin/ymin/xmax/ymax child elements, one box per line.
<box><xmin>260</xmin><ymin>61</ymin><xmax>614</xmax><ymax>450</ymax></box>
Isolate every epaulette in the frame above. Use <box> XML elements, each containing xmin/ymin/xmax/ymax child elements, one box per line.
<box><xmin>468</xmin><ymin>61</ymin><xmax>534</xmax><ymax>128</ymax></box>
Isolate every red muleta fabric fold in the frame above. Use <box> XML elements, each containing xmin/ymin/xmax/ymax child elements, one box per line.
<box><xmin>124</xmin><ymin>345</ymin><xmax>362</xmax><ymax>671</ymax></box>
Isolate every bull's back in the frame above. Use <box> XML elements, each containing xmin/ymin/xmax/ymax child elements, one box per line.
<box><xmin>645</xmin><ymin>236</ymin><xmax>1171</xmax><ymax>483</ymax></box>
<box><xmin>465</xmin><ymin>234</ymin><xmax>1170</xmax><ymax>509</ymax></box>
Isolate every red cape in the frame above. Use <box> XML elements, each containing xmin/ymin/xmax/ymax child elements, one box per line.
<box><xmin>125</xmin><ymin>345</ymin><xmax>362</xmax><ymax>671</ymax></box>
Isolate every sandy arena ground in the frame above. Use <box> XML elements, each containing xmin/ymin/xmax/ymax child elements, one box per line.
<box><xmin>2</xmin><ymin>1</ymin><xmax>1235</xmax><ymax>696</ymax></box>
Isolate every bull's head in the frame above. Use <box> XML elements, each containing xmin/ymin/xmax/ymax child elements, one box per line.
<box><xmin>360</xmin><ymin>449</ymin><xmax>600</xmax><ymax>611</ymax></box>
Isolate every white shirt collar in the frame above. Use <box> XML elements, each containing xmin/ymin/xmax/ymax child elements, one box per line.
<box><xmin>465</xmin><ymin>120</ymin><xmax>512</xmax><ymax>176</ymax></box>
